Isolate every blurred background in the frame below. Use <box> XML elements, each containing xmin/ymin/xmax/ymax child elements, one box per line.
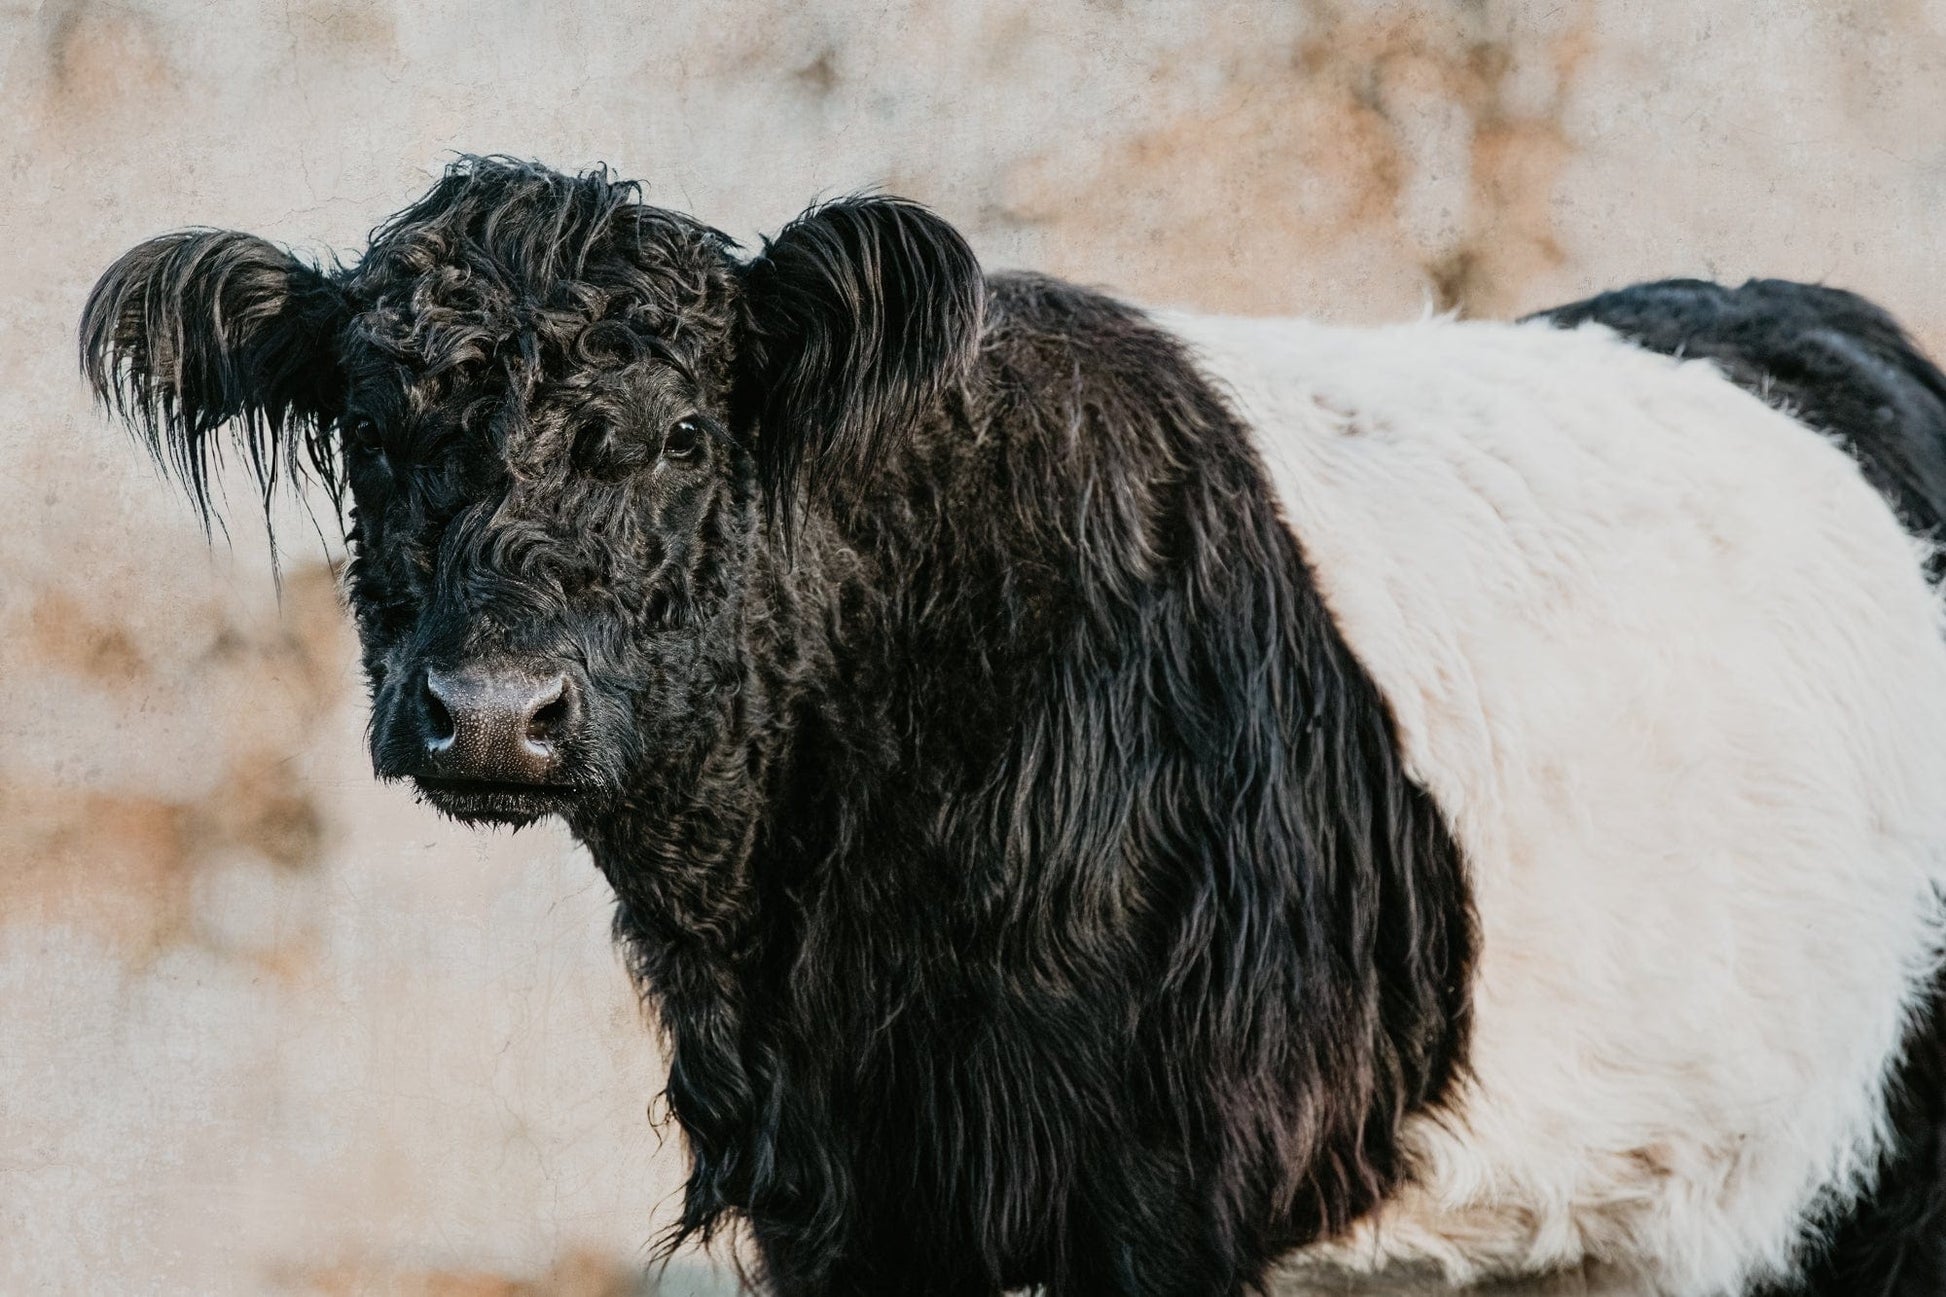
<box><xmin>5</xmin><ymin>2</ymin><xmax>1946</xmax><ymax>1293</ymax></box>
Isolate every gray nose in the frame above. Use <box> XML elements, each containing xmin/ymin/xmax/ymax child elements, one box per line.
<box><xmin>420</xmin><ymin>663</ymin><xmax>576</xmax><ymax>783</ymax></box>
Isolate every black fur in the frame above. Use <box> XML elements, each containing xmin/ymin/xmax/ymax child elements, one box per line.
<box><xmin>1532</xmin><ymin>277</ymin><xmax>1946</xmax><ymax>1297</ymax></box>
<box><xmin>736</xmin><ymin>195</ymin><xmax>986</xmax><ymax>510</ymax></box>
<box><xmin>79</xmin><ymin>228</ymin><xmax>351</xmax><ymax>530</ymax></box>
<box><xmin>80</xmin><ymin>158</ymin><xmax>1475</xmax><ymax>1296</ymax></box>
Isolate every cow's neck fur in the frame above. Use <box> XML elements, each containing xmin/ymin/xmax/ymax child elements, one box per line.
<box><xmin>574</xmin><ymin>273</ymin><xmax>1476</xmax><ymax>1293</ymax></box>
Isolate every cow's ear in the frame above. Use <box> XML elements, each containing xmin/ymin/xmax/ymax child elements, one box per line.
<box><xmin>736</xmin><ymin>196</ymin><xmax>983</xmax><ymax>507</ymax></box>
<box><xmin>80</xmin><ymin>229</ymin><xmax>352</xmax><ymax>530</ymax></box>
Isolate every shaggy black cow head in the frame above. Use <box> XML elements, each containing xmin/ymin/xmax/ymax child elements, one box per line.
<box><xmin>81</xmin><ymin>157</ymin><xmax>984</xmax><ymax>827</ymax></box>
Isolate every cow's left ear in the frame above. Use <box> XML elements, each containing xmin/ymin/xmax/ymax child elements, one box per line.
<box><xmin>736</xmin><ymin>196</ymin><xmax>983</xmax><ymax>504</ymax></box>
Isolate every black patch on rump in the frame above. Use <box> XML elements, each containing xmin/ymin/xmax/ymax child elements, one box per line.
<box><xmin>1531</xmin><ymin>277</ymin><xmax>1946</xmax><ymax>1297</ymax></box>
<box><xmin>78</xmin><ymin>158</ymin><xmax>1477</xmax><ymax>1296</ymax></box>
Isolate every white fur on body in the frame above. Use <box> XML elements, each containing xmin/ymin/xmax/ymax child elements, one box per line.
<box><xmin>1159</xmin><ymin>310</ymin><xmax>1946</xmax><ymax>1296</ymax></box>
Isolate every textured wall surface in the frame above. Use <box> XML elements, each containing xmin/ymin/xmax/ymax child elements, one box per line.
<box><xmin>6</xmin><ymin>2</ymin><xmax>1946</xmax><ymax>1293</ymax></box>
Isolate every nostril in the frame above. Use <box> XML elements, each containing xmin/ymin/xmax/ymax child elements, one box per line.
<box><xmin>523</xmin><ymin>675</ymin><xmax>573</xmax><ymax>749</ymax></box>
<box><xmin>421</xmin><ymin>674</ymin><xmax>456</xmax><ymax>753</ymax></box>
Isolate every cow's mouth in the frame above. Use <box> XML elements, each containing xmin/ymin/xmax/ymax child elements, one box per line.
<box><xmin>410</xmin><ymin>775</ymin><xmax>579</xmax><ymax>827</ymax></box>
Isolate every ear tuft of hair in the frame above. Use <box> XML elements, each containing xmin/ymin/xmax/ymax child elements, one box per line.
<box><xmin>737</xmin><ymin>196</ymin><xmax>984</xmax><ymax>515</ymax></box>
<box><xmin>79</xmin><ymin>229</ymin><xmax>351</xmax><ymax>534</ymax></box>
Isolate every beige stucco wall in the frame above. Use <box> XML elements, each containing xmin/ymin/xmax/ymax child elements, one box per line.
<box><xmin>6</xmin><ymin>2</ymin><xmax>1946</xmax><ymax>1292</ymax></box>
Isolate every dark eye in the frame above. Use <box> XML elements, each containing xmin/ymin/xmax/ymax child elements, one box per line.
<box><xmin>663</xmin><ymin>418</ymin><xmax>705</xmax><ymax>463</ymax></box>
<box><xmin>343</xmin><ymin>418</ymin><xmax>391</xmax><ymax>473</ymax></box>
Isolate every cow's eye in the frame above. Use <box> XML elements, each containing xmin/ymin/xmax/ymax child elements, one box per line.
<box><xmin>343</xmin><ymin>419</ymin><xmax>391</xmax><ymax>474</ymax></box>
<box><xmin>663</xmin><ymin>418</ymin><xmax>705</xmax><ymax>463</ymax></box>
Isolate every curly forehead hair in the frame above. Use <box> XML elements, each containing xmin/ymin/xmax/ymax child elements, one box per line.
<box><xmin>344</xmin><ymin>156</ymin><xmax>742</xmax><ymax>387</ymax></box>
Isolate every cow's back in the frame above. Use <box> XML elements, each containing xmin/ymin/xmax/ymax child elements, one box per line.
<box><xmin>1161</xmin><ymin>304</ymin><xmax>1946</xmax><ymax>1295</ymax></box>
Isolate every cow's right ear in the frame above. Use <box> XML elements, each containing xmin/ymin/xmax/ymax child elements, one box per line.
<box><xmin>79</xmin><ymin>229</ymin><xmax>352</xmax><ymax>528</ymax></box>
